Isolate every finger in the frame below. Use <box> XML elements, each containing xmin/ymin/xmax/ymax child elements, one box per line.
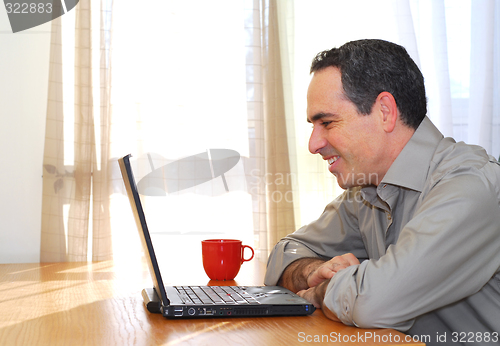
<box><xmin>298</xmin><ymin>288</ymin><xmax>321</xmax><ymax>308</ymax></box>
<box><xmin>296</xmin><ymin>289</ymin><xmax>310</xmax><ymax>301</ymax></box>
<box><xmin>317</xmin><ymin>264</ymin><xmax>336</xmax><ymax>279</ymax></box>
<box><xmin>308</xmin><ymin>254</ymin><xmax>360</xmax><ymax>288</ymax></box>
<box><xmin>341</xmin><ymin>253</ymin><xmax>360</xmax><ymax>266</ymax></box>
<box><xmin>307</xmin><ymin>266</ymin><xmax>334</xmax><ymax>287</ymax></box>
<box><xmin>331</xmin><ymin>264</ymin><xmax>348</xmax><ymax>273</ymax></box>
<box><xmin>327</xmin><ymin>253</ymin><xmax>359</xmax><ymax>269</ymax></box>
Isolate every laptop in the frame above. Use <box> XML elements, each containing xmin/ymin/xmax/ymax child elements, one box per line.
<box><xmin>118</xmin><ymin>154</ymin><xmax>315</xmax><ymax>318</ymax></box>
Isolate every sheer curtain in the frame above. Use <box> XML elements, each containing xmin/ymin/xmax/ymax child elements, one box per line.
<box><xmin>40</xmin><ymin>0</ymin><xmax>499</xmax><ymax>263</ymax></box>
<box><xmin>41</xmin><ymin>0</ymin><xmax>113</xmax><ymax>262</ymax></box>
<box><xmin>41</xmin><ymin>0</ymin><xmax>290</xmax><ymax>263</ymax></box>
<box><xmin>468</xmin><ymin>0</ymin><xmax>500</xmax><ymax>158</ymax></box>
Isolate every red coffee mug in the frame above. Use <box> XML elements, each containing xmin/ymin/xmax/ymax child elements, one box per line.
<box><xmin>201</xmin><ymin>239</ymin><xmax>254</xmax><ymax>280</ymax></box>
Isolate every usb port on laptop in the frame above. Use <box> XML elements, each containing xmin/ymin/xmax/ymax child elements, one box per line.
<box><xmin>201</xmin><ymin>308</ymin><xmax>214</xmax><ymax>316</ymax></box>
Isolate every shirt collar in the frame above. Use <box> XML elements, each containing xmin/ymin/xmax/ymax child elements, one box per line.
<box><xmin>377</xmin><ymin>116</ymin><xmax>444</xmax><ymax>192</ymax></box>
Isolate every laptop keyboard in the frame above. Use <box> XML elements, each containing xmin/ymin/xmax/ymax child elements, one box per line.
<box><xmin>175</xmin><ymin>286</ymin><xmax>261</xmax><ymax>305</ymax></box>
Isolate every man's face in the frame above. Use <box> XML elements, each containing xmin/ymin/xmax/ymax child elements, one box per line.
<box><xmin>307</xmin><ymin>67</ymin><xmax>385</xmax><ymax>189</ymax></box>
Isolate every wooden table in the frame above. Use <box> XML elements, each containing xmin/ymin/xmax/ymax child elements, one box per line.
<box><xmin>0</xmin><ymin>258</ymin><xmax>425</xmax><ymax>345</ymax></box>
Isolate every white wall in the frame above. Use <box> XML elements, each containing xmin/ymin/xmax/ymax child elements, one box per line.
<box><xmin>0</xmin><ymin>10</ymin><xmax>50</xmax><ymax>263</ymax></box>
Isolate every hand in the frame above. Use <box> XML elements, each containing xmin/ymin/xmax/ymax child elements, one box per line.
<box><xmin>297</xmin><ymin>285</ymin><xmax>324</xmax><ymax>309</ymax></box>
<box><xmin>306</xmin><ymin>253</ymin><xmax>360</xmax><ymax>288</ymax></box>
<box><xmin>297</xmin><ymin>281</ymin><xmax>340</xmax><ymax>322</ymax></box>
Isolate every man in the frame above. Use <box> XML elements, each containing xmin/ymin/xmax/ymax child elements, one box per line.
<box><xmin>264</xmin><ymin>39</ymin><xmax>500</xmax><ymax>345</ymax></box>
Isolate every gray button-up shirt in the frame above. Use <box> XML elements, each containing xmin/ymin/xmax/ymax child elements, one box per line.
<box><xmin>265</xmin><ymin>117</ymin><xmax>500</xmax><ymax>345</ymax></box>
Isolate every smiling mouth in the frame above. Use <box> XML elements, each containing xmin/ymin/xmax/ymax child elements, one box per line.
<box><xmin>327</xmin><ymin>156</ymin><xmax>339</xmax><ymax>165</ymax></box>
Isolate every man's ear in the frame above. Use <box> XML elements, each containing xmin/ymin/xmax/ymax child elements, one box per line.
<box><xmin>376</xmin><ymin>92</ymin><xmax>398</xmax><ymax>133</ymax></box>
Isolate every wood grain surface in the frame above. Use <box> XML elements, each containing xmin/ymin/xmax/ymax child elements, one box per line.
<box><xmin>0</xmin><ymin>259</ymin><xmax>425</xmax><ymax>345</ymax></box>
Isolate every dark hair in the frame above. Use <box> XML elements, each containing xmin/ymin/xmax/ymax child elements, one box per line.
<box><xmin>310</xmin><ymin>39</ymin><xmax>427</xmax><ymax>129</ymax></box>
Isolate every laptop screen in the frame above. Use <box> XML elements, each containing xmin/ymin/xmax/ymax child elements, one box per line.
<box><xmin>118</xmin><ymin>154</ymin><xmax>170</xmax><ymax>306</ymax></box>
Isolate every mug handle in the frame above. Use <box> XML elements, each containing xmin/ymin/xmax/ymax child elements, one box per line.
<box><xmin>242</xmin><ymin>245</ymin><xmax>254</xmax><ymax>262</ymax></box>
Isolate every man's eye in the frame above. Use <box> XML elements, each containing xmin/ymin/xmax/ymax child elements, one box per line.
<box><xmin>311</xmin><ymin>120</ymin><xmax>333</xmax><ymax>129</ymax></box>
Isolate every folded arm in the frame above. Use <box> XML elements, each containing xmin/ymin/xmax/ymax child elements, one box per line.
<box><xmin>325</xmin><ymin>173</ymin><xmax>500</xmax><ymax>329</ymax></box>
<box><xmin>290</xmin><ymin>254</ymin><xmax>360</xmax><ymax>322</ymax></box>
<box><xmin>264</xmin><ymin>189</ymin><xmax>368</xmax><ymax>287</ymax></box>
<box><xmin>266</xmin><ymin>172</ymin><xmax>500</xmax><ymax>329</ymax></box>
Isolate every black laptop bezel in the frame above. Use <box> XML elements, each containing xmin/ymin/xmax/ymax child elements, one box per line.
<box><xmin>118</xmin><ymin>154</ymin><xmax>170</xmax><ymax>308</ymax></box>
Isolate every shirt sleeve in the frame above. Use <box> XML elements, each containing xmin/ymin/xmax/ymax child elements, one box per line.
<box><xmin>264</xmin><ymin>188</ymin><xmax>368</xmax><ymax>286</ymax></box>
<box><xmin>323</xmin><ymin>169</ymin><xmax>500</xmax><ymax>331</ymax></box>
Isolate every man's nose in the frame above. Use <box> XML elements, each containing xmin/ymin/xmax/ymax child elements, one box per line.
<box><xmin>309</xmin><ymin>127</ymin><xmax>327</xmax><ymax>154</ymax></box>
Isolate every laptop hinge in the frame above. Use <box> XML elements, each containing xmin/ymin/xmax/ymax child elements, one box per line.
<box><xmin>142</xmin><ymin>288</ymin><xmax>161</xmax><ymax>313</ymax></box>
